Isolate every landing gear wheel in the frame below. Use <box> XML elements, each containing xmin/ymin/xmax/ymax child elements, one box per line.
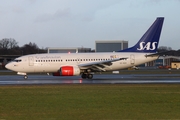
<box><xmin>81</xmin><ymin>74</ymin><xmax>87</xmax><ymax>79</ymax></box>
<box><xmin>81</xmin><ymin>73</ymin><xmax>93</xmax><ymax>79</ymax></box>
<box><xmin>87</xmin><ymin>74</ymin><xmax>93</xmax><ymax>79</ymax></box>
<box><xmin>24</xmin><ymin>75</ymin><xmax>28</xmax><ymax>79</ymax></box>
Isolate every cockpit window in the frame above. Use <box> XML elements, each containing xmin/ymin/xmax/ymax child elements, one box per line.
<box><xmin>13</xmin><ymin>59</ymin><xmax>22</xmax><ymax>62</ymax></box>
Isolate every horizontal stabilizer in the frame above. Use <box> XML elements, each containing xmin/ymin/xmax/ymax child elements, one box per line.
<box><xmin>145</xmin><ymin>50</ymin><xmax>179</xmax><ymax>57</ymax></box>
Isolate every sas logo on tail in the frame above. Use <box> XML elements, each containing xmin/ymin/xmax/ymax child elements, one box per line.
<box><xmin>137</xmin><ymin>42</ymin><xmax>157</xmax><ymax>50</ymax></box>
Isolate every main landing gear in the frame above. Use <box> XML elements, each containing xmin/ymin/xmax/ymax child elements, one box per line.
<box><xmin>81</xmin><ymin>73</ymin><xmax>93</xmax><ymax>79</ymax></box>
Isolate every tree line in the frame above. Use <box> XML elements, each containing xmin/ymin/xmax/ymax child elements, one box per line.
<box><xmin>0</xmin><ymin>38</ymin><xmax>180</xmax><ymax>56</ymax></box>
<box><xmin>157</xmin><ymin>46</ymin><xmax>180</xmax><ymax>56</ymax></box>
<box><xmin>0</xmin><ymin>38</ymin><xmax>46</xmax><ymax>55</ymax></box>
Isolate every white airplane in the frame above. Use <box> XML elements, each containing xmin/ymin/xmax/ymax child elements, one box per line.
<box><xmin>5</xmin><ymin>17</ymin><xmax>164</xmax><ymax>79</ymax></box>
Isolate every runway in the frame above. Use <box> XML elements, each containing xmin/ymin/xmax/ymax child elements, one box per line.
<box><xmin>1</xmin><ymin>74</ymin><xmax>180</xmax><ymax>85</ymax></box>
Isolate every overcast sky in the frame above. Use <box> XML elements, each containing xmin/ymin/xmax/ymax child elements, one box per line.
<box><xmin>0</xmin><ymin>0</ymin><xmax>180</xmax><ymax>50</ymax></box>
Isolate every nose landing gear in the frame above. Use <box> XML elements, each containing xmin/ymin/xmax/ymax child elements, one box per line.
<box><xmin>24</xmin><ymin>75</ymin><xmax>28</xmax><ymax>79</ymax></box>
<box><xmin>17</xmin><ymin>72</ymin><xmax>28</xmax><ymax>79</ymax></box>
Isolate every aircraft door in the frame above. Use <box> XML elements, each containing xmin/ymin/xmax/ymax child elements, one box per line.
<box><xmin>28</xmin><ymin>56</ymin><xmax>34</xmax><ymax>66</ymax></box>
<box><xmin>130</xmin><ymin>54</ymin><xmax>135</xmax><ymax>65</ymax></box>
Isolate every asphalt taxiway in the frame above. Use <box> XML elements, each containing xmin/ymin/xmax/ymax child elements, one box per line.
<box><xmin>1</xmin><ymin>74</ymin><xmax>180</xmax><ymax>85</ymax></box>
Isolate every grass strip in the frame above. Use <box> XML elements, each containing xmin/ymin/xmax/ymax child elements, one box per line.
<box><xmin>0</xmin><ymin>84</ymin><xmax>180</xmax><ymax>120</ymax></box>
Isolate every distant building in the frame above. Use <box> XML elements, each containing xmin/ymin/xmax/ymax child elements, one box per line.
<box><xmin>95</xmin><ymin>40</ymin><xmax>128</xmax><ymax>52</ymax></box>
<box><xmin>47</xmin><ymin>47</ymin><xmax>92</xmax><ymax>53</ymax></box>
<box><xmin>171</xmin><ymin>61</ymin><xmax>180</xmax><ymax>69</ymax></box>
<box><xmin>142</xmin><ymin>56</ymin><xmax>180</xmax><ymax>68</ymax></box>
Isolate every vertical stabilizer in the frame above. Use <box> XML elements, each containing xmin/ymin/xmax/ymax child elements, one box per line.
<box><xmin>119</xmin><ymin>17</ymin><xmax>164</xmax><ymax>53</ymax></box>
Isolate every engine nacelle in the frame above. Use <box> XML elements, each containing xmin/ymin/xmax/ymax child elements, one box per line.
<box><xmin>53</xmin><ymin>66</ymin><xmax>80</xmax><ymax>76</ymax></box>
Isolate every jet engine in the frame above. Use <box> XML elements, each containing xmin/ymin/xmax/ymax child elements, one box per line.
<box><xmin>53</xmin><ymin>66</ymin><xmax>80</xmax><ymax>76</ymax></box>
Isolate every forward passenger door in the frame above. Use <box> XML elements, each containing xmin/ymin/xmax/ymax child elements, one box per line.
<box><xmin>28</xmin><ymin>56</ymin><xmax>34</xmax><ymax>66</ymax></box>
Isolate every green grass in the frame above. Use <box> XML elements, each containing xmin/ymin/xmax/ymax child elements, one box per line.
<box><xmin>1</xmin><ymin>84</ymin><xmax>180</xmax><ymax>120</ymax></box>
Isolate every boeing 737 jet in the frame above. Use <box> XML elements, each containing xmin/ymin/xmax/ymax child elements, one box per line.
<box><xmin>5</xmin><ymin>17</ymin><xmax>164</xmax><ymax>79</ymax></box>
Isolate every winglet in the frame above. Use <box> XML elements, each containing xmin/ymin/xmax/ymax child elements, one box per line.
<box><xmin>118</xmin><ymin>17</ymin><xmax>164</xmax><ymax>53</ymax></box>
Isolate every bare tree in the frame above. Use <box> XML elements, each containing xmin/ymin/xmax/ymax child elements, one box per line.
<box><xmin>0</xmin><ymin>38</ymin><xmax>18</xmax><ymax>49</ymax></box>
<box><xmin>9</xmin><ymin>38</ymin><xmax>18</xmax><ymax>49</ymax></box>
<box><xmin>0</xmin><ymin>38</ymin><xmax>20</xmax><ymax>55</ymax></box>
<box><xmin>21</xmin><ymin>42</ymin><xmax>40</xmax><ymax>54</ymax></box>
<box><xmin>158</xmin><ymin>46</ymin><xmax>172</xmax><ymax>52</ymax></box>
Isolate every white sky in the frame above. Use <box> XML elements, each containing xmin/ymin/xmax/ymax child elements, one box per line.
<box><xmin>0</xmin><ymin>0</ymin><xmax>180</xmax><ymax>50</ymax></box>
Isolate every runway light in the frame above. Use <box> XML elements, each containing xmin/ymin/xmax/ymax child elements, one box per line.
<box><xmin>79</xmin><ymin>79</ymin><xmax>82</xmax><ymax>83</ymax></box>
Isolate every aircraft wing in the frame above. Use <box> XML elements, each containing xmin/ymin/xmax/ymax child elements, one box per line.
<box><xmin>78</xmin><ymin>57</ymin><xmax>128</xmax><ymax>72</ymax></box>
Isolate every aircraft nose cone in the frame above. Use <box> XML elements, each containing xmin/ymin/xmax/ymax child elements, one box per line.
<box><xmin>5</xmin><ymin>63</ymin><xmax>12</xmax><ymax>70</ymax></box>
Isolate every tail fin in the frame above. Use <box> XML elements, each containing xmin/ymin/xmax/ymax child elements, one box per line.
<box><xmin>119</xmin><ymin>17</ymin><xmax>164</xmax><ymax>53</ymax></box>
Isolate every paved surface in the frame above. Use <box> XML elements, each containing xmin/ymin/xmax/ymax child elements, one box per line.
<box><xmin>1</xmin><ymin>74</ymin><xmax>180</xmax><ymax>85</ymax></box>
